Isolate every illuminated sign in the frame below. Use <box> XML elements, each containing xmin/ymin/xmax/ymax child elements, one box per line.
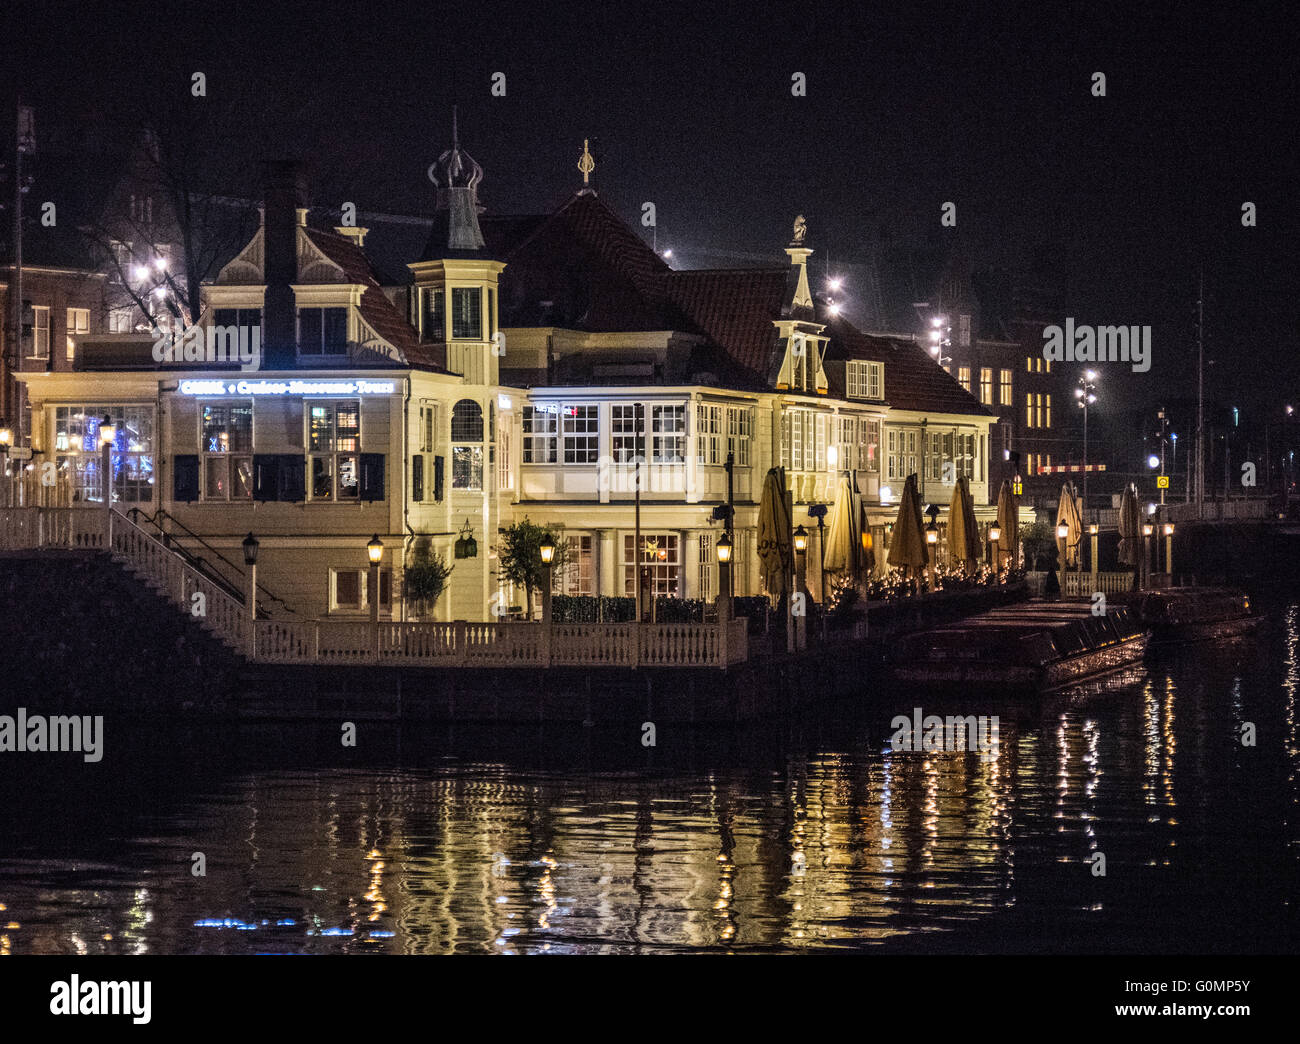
<box><xmin>1156</xmin><ymin>475</ymin><xmax>1170</xmax><ymax>489</ymax></box>
<box><xmin>179</xmin><ymin>379</ymin><xmax>395</xmax><ymax>396</ymax></box>
<box><xmin>1012</xmin><ymin>480</ymin><xmax>1024</xmax><ymax>496</ymax></box>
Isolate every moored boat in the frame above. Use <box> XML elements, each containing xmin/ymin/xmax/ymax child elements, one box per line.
<box><xmin>889</xmin><ymin>603</ymin><xmax>1149</xmax><ymax>693</ymax></box>
<box><xmin>1128</xmin><ymin>587</ymin><xmax>1259</xmax><ymax>645</ymax></box>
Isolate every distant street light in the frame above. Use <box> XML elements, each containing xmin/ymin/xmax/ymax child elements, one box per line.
<box><xmin>1077</xmin><ymin>372</ymin><xmax>1098</xmax><ymax>522</ymax></box>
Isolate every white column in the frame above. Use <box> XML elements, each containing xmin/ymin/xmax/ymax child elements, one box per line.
<box><xmin>684</xmin><ymin>529</ymin><xmax>700</xmax><ymax>600</ymax></box>
<box><xmin>685</xmin><ymin>395</ymin><xmax>699</xmax><ymax>504</ymax></box>
<box><xmin>599</xmin><ymin>528</ymin><xmax>618</xmax><ymax>598</ymax></box>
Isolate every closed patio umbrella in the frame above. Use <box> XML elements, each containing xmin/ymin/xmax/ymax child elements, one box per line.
<box><xmin>996</xmin><ymin>479</ymin><xmax>1019</xmax><ymax>569</ymax></box>
<box><xmin>948</xmin><ymin>476</ymin><xmax>981</xmax><ymax>572</ymax></box>
<box><xmin>822</xmin><ymin>475</ymin><xmax>861</xmax><ymax>575</ymax></box>
<box><xmin>888</xmin><ymin>473</ymin><xmax>929</xmax><ymax>574</ymax></box>
<box><xmin>757</xmin><ymin>466</ymin><xmax>792</xmax><ymax>603</ymax></box>
<box><xmin>1056</xmin><ymin>481</ymin><xmax>1083</xmax><ymax>569</ymax></box>
<box><xmin>1117</xmin><ymin>482</ymin><xmax>1141</xmax><ymax>568</ymax></box>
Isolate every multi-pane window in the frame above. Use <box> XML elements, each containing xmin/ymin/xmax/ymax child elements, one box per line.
<box><xmin>928</xmin><ymin>432</ymin><xmax>944</xmax><ymax>482</ymax></box>
<box><xmin>451</xmin><ymin>399</ymin><xmax>484</xmax><ymax>490</ymax></box>
<box><xmin>418</xmin><ymin>405</ymin><xmax>436</xmax><ymax>453</ymax></box>
<box><xmin>54</xmin><ymin>405</ymin><xmax>155</xmax><ymax>503</ymax></box>
<box><xmin>979</xmin><ymin>368</ymin><xmax>994</xmax><ymax>405</ymax></box>
<box><xmin>858</xmin><ymin>418</ymin><xmax>879</xmax><ymax>472</ymax></box>
<box><xmin>726</xmin><ymin>406</ymin><xmax>752</xmax><ymax>466</ymax></box>
<box><xmin>421</xmin><ymin>288</ymin><xmax>444</xmax><ymax>341</ymax></box>
<box><xmin>782</xmin><ymin>410</ymin><xmax>827</xmax><ymax>472</ymax></box>
<box><xmin>298</xmin><ymin>307</ymin><xmax>348</xmax><ymax>355</ymax></box>
<box><xmin>1026</xmin><ymin>393</ymin><xmax>1035</xmax><ymax>428</ymax></box>
<box><xmin>563</xmin><ymin>405</ymin><xmax>599</xmax><ymax>464</ymax></box>
<box><xmin>451</xmin><ymin>287</ymin><xmax>482</xmax><ymax>339</ymax></box>
<box><xmin>846</xmin><ymin>361</ymin><xmax>867</xmax><ymax>399</ymax></box>
<box><xmin>836</xmin><ymin>416</ymin><xmax>857</xmax><ymax>471</ymax></box>
<box><xmin>651</xmin><ymin>405</ymin><xmax>685</xmax><ymax>463</ymax></box>
<box><xmin>201</xmin><ymin>402</ymin><xmax>253</xmax><ymax>501</ymax></box>
<box><xmin>847</xmin><ymin>360</ymin><xmax>884</xmax><ymax>399</ymax></box>
<box><xmin>332</xmin><ymin>568</ymin><xmax>391</xmax><ymax>611</ymax></box>
<box><xmin>612</xmin><ymin>403</ymin><xmax>646</xmax><ymax>463</ymax></box>
<box><xmin>213</xmin><ymin>308</ymin><xmax>263</xmax><ymax>331</ymax></box>
<box><xmin>1000</xmin><ymin>369</ymin><xmax>1012</xmax><ymax>406</ymax></box>
<box><xmin>307</xmin><ymin>400</ymin><xmax>361</xmax><ymax>500</ymax></box>
<box><xmin>1044</xmin><ymin>394</ymin><xmax>1052</xmax><ymax>428</ymax></box>
<box><xmin>958</xmin><ymin>366</ymin><xmax>971</xmax><ymax>392</ymax></box>
<box><xmin>31</xmin><ymin>306</ymin><xmax>50</xmax><ymax>358</ymax></box>
<box><xmin>554</xmin><ymin>535</ymin><xmax>595</xmax><ymax>596</ymax></box>
<box><xmin>699</xmin><ymin>531</ymin><xmax>714</xmax><ymax>601</ymax></box>
<box><xmin>522</xmin><ymin>406</ymin><xmax>558</xmax><ymax>463</ymax></box>
<box><xmin>696</xmin><ymin>404</ymin><xmax>723</xmax><ymax>465</ymax></box>
<box><xmin>66</xmin><ymin>307</ymin><xmax>90</xmax><ymax>361</ymax></box>
<box><xmin>958</xmin><ymin>314</ymin><xmax>971</xmax><ymax>347</ymax></box>
<box><xmin>498</xmin><ymin>424</ymin><xmax>512</xmax><ymax>491</ymax></box>
<box><xmin>623</xmin><ymin>533</ymin><xmax>680</xmax><ymax>597</ymax></box>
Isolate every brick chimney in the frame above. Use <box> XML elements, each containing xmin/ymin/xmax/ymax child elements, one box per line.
<box><xmin>262</xmin><ymin>161</ymin><xmax>306</xmax><ymax>369</ymax></box>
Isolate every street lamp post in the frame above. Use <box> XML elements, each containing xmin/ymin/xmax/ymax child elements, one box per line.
<box><xmin>793</xmin><ymin>525</ymin><xmax>809</xmax><ymax>651</ymax></box>
<box><xmin>1163</xmin><ymin>522</ymin><xmax>1175</xmax><ymax>581</ymax></box>
<box><xmin>1056</xmin><ymin>520</ymin><xmax>1070</xmax><ymax>593</ymax></box>
<box><xmin>540</xmin><ymin>533</ymin><xmax>555</xmax><ymax>665</ymax></box>
<box><xmin>367</xmin><ymin>535</ymin><xmax>383</xmax><ymax>661</ymax></box>
<box><xmin>98</xmin><ymin>414</ymin><xmax>115</xmax><ymax>541</ymax></box>
<box><xmin>242</xmin><ymin>532</ymin><xmax>259</xmax><ymax>659</ymax></box>
<box><xmin>807</xmin><ymin>503</ymin><xmax>828</xmax><ymax>639</ymax></box>
<box><xmin>716</xmin><ymin>533</ymin><xmax>733</xmax><ymax>667</ymax></box>
<box><xmin>1088</xmin><ymin>523</ymin><xmax>1099</xmax><ymax>588</ymax></box>
<box><xmin>1141</xmin><ymin>522</ymin><xmax>1154</xmax><ymax>590</ymax></box>
<box><xmin>1075</xmin><ymin>372</ymin><xmax>1097</xmax><ymax>524</ymax></box>
<box><xmin>988</xmin><ymin>524</ymin><xmax>1001</xmax><ymax>575</ymax></box>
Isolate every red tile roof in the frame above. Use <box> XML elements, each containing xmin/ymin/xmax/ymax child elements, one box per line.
<box><xmin>662</xmin><ymin>267</ymin><xmax>787</xmax><ymax>378</ymax></box>
<box><xmin>304</xmin><ymin>227</ymin><xmax>452</xmax><ymax>374</ymax></box>
<box><xmin>823</xmin><ymin>317</ymin><xmax>993</xmax><ymax>416</ymax></box>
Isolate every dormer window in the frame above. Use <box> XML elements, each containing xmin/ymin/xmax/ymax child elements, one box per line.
<box><xmin>298</xmin><ymin>307</ymin><xmax>348</xmax><ymax>355</ymax></box>
<box><xmin>846</xmin><ymin>360</ymin><xmax>883</xmax><ymax>400</ymax></box>
<box><xmin>451</xmin><ymin>287</ymin><xmax>482</xmax><ymax>339</ymax></box>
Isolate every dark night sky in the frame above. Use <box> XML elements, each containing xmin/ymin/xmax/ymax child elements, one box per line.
<box><xmin>6</xmin><ymin>0</ymin><xmax>1295</xmax><ymax>416</ymax></box>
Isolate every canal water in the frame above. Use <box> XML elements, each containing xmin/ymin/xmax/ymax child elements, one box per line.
<box><xmin>1</xmin><ymin>596</ymin><xmax>1296</xmax><ymax>955</ymax></box>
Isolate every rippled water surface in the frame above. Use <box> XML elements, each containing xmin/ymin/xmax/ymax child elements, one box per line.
<box><xmin>2</xmin><ymin>599</ymin><xmax>1297</xmax><ymax>954</ymax></box>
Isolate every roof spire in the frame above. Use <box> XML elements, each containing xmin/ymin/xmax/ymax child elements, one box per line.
<box><xmin>452</xmin><ymin>105</ymin><xmax>459</xmax><ymax>149</ymax></box>
<box><xmin>577</xmin><ymin>138</ymin><xmax>596</xmax><ymax>194</ymax></box>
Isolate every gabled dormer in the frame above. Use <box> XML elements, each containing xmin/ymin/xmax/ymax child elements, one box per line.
<box><xmin>771</xmin><ymin>214</ymin><xmax>829</xmax><ymax>394</ymax></box>
<box><xmin>407</xmin><ymin>114</ymin><xmax>505</xmax><ymax>387</ymax></box>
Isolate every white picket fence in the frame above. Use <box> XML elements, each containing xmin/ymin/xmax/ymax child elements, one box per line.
<box><xmin>1064</xmin><ymin>571</ymin><xmax>1134</xmax><ymax>596</ymax></box>
<box><xmin>4</xmin><ymin>506</ymin><xmax>748</xmax><ymax>669</ymax></box>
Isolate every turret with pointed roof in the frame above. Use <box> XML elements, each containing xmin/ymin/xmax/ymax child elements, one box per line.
<box><xmin>419</xmin><ymin>108</ymin><xmax>491</xmax><ymax>260</ymax></box>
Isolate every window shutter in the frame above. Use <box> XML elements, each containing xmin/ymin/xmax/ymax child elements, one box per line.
<box><xmin>253</xmin><ymin>454</ymin><xmax>278</xmax><ymax>501</ymax></box>
<box><xmin>173</xmin><ymin>455</ymin><xmax>199</xmax><ymax>502</ymax></box>
<box><xmin>412</xmin><ymin>454</ymin><xmax>424</xmax><ymax>502</ymax></box>
<box><xmin>360</xmin><ymin>453</ymin><xmax>385</xmax><ymax>502</ymax></box>
<box><xmin>433</xmin><ymin>455</ymin><xmax>445</xmax><ymax>502</ymax></box>
<box><xmin>279</xmin><ymin>455</ymin><xmax>305</xmax><ymax>502</ymax></box>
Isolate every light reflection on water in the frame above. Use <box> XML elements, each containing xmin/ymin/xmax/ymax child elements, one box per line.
<box><xmin>1</xmin><ymin>604</ymin><xmax>1297</xmax><ymax>955</ymax></box>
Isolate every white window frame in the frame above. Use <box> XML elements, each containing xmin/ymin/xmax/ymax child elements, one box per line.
<box><xmin>307</xmin><ymin>399</ymin><xmax>362</xmax><ymax>501</ymax></box>
<box><xmin>30</xmin><ymin>305</ymin><xmax>50</xmax><ymax>359</ymax></box>
<box><xmin>200</xmin><ymin>400</ymin><xmax>254</xmax><ymax>502</ymax></box>
<box><xmin>66</xmin><ymin>307</ymin><xmax>90</xmax><ymax>362</ymax></box>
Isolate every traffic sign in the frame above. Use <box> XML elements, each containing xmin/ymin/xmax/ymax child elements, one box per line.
<box><xmin>1156</xmin><ymin>475</ymin><xmax>1170</xmax><ymax>489</ymax></box>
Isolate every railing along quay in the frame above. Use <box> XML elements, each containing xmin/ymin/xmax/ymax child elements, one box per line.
<box><xmin>4</xmin><ymin>506</ymin><xmax>748</xmax><ymax>669</ymax></box>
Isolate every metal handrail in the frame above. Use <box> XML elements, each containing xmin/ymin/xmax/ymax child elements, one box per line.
<box><xmin>127</xmin><ymin>507</ymin><xmax>296</xmax><ymax>616</ymax></box>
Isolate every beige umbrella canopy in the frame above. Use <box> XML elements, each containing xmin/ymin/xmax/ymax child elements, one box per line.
<box><xmin>1117</xmin><ymin>482</ymin><xmax>1142</xmax><ymax>567</ymax></box>
<box><xmin>888</xmin><ymin>473</ymin><xmax>929</xmax><ymax>572</ymax></box>
<box><xmin>947</xmin><ymin>476</ymin><xmax>982</xmax><ymax>570</ymax></box>
<box><xmin>757</xmin><ymin>466</ymin><xmax>792</xmax><ymax>602</ymax></box>
<box><xmin>995</xmin><ymin>479</ymin><xmax>1020</xmax><ymax>569</ymax></box>
<box><xmin>823</xmin><ymin>475</ymin><xmax>862</xmax><ymax>575</ymax></box>
<box><xmin>1056</xmin><ymin>481</ymin><xmax>1084</xmax><ymax>568</ymax></box>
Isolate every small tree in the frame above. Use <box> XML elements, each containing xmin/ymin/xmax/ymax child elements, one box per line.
<box><xmin>404</xmin><ymin>543</ymin><xmax>453</xmax><ymax>619</ymax></box>
<box><xmin>494</xmin><ymin>517</ymin><xmax>570</xmax><ymax>619</ymax></box>
<box><xmin>1021</xmin><ymin>519</ymin><xmax>1058</xmax><ymax>572</ymax></box>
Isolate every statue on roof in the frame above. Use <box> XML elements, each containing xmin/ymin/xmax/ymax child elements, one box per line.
<box><xmin>792</xmin><ymin>214</ymin><xmax>807</xmax><ymax>245</ymax></box>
